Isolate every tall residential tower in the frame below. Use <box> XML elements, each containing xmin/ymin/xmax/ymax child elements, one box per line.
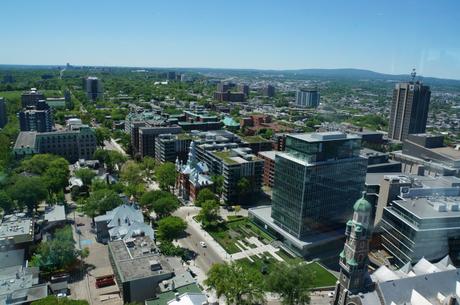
<box><xmin>388</xmin><ymin>81</ymin><xmax>431</xmax><ymax>141</ymax></box>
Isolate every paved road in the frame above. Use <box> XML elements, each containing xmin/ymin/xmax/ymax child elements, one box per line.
<box><xmin>174</xmin><ymin>207</ymin><xmax>223</xmax><ymax>276</ymax></box>
<box><xmin>103</xmin><ymin>138</ymin><xmax>127</xmax><ymax>156</ymax></box>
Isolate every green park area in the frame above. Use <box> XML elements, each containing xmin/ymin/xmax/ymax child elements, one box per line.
<box><xmin>238</xmin><ymin>255</ymin><xmax>337</xmax><ymax>288</ymax></box>
<box><xmin>206</xmin><ymin>217</ymin><xmax>274</xmax><ymax>254</ymax></box>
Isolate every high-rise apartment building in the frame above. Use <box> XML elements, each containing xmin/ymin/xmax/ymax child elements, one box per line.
<box><xmin>271</xmin><ymin>132</ymin><xmax>367</xmax><ymax>238</ymax></box>
<box><xmin>388</xmin><ymin>82</ymin><xmax>431</xmax><ymax>141</ymax></box>
<box><xmin>85</xmin><ymin>76</ymin><xmax>103</xmax><ymax>101</ymax></box>
<box><xmin>263</xmin><ymin>84</ymin><xmax>275</xmax><ymax>97</ymax></box>
<box><xmin>295</xmin><ymin>88</ymin><xmax>320</xmax><ymax>108</ymax></box>
<box><xmin>0</xmin><ymin>97</ymin><xmax>7</xmax><ymax>128</ymax></box>
<box><xmin>19</xmin><ymin>100</ymin><xmax>53</xmax><ymax>132</ymax></box>
<box><xmin>238</xmin><ymin>83</ymin><xmax>249</xmax><ymax>97</ymax></box>
<box><xmin>21</xmin><ymin>88</ymin><xmax>45</xmax><ymax>108</ymax></box>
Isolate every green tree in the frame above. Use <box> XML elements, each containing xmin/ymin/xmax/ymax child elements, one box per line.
<box><xmin>95</xmin><ymin>127</ymin><xmax>111</xmax><ymax>146</ymax></box>
<box><xmin>237</xmin><ymin>177</ymin><xmax>251</xmax><ymax>202</ymax></box>
<box><xmin>157</xmin><ymin>216</ymin><xmax>187</xmax><ymax>241</ymax></box>
<box><xmin>0</xmin><ymin>191</ymin><xmax>15</xmax><ymax>213</ymax></box>
<box><xmin>31</xmin><ymin>296</ymin><xmax>89</xmax><ymax>305</ymax></box>
<box><xmin>195</xmin><ymin>188</ymin><xmax>217</xmax><ymax>207</ymax></box>
<box><xmin>93</xmin><ymin>149</ymin><xmax>127</xmax><ymax>173</ymax></box>
<box><xmin>8</xmin><ymin>176</ymin><xmax>48</xmax><ymax>212</ymax></box>
<box><xmin>151</xmin><ymin>196</ymin><xmax>180</xmax><ymax>218</ymax></box>
<box><xmin>197</xmin><ymin>199</ymin><xmax>220</xmax><ymax>229</ymax></box>
<box><xmin>211</xmin><ymin>175</ymin><xmax>224</xmax><ymax>197</ymax></box>
<box><xmin>30</xmin><ymin>226</ymin><xmax>79</xmax><ymax>272</ymax></box>
<box><xmin>155</xmin><ymin>162</ymin><xmax>177</xmax><ymax>191</ymax></box>
<box><xmin>81</xmin><ymin>189</ymin><xmax>123</xmax><ymax>222</ymax></box>
<box><xmin>141</xmin><ymin>156</ymin><xmax>156</xmax><ymax>175</ymax></box>
<box><xmin>120</xmin><ymin>160</ymin><xmax>144</xmax><ymax>186</ymax></box>
<box><xmin>42</xmin><ymin>158</ymin><xmax>70</xmax><ymax>195</ymax></box>
<box><xmin>75</xmin><ymin>168</ymin><xmax>97</xmax><ymax>186</ymax></box>
<box><xmin>266</xmin><ymin>260</ymin><xmax>314</xmax><ymax>305</ymax></box>
<box><xmin>140</xmin><ymin>190</ymin><xmax>166</xmax><ymax>210</ymax></box>
<box><xmin>205</xmin><ymin>262</ymin><xmax>265</xmax><ymax>305</ymax></box>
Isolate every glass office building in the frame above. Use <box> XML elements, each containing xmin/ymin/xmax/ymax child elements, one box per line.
<box><xmin>271</xmin><ymin>132</ymin><xmax>367</xmax><ymax>239</ymax></box>
<box><xmin>379</xmin><ymin>188</ymin><xmax>460</xmax><ymax>267</ymax></box>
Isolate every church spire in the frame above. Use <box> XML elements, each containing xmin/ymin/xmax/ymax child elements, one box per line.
<box><xmin>333</xmin><ymin>192</ymin><xmax>373</xmax><ymax>305</ymax></box>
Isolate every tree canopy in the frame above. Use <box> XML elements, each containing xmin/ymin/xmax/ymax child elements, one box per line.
<box><xmin>197</xmin><ymin>199</ymin><xmax>220</xmax><ymax>229</ymax></box>
<box><xmin>31</xmin><ymin>296</ymin><xmax>89</xmax><ymax>305</ymax></box>
<box><xmin>74</xmin><ymin>168</ymin><xmax>97</xmax><ymax>186</ymax></box>
<box><xmin>155</xmin><ymin>162</ymin><xmax>177</xmax><ymax>191</ymax></box>
<box><xmin>157</xmin><ymin>216</ymin><xmax>187</xmax><ymax>241</ymax></box>
<box><xmin>266</xmin><ymin>260</ymin><xmax>314</xmax><ymax>305</ymax></box>
<box><xmin>195</xmin><ymin>188</ymin><xmax>217</xmax><ymax>207</ymax></box>
<box><xmin>80</xmin><ymin>189</ymin><xmax>123</xmax><ymax>221</ymax></box>
<box><xmin>30</xmin><ymin>226</ymin><xmax>80</xmax><ymax>273</ymax></box>
<box><xmin>205</xmin><ymin>261</ymin><xmax>265</xmax><ymax>305</ymax></box>
<box><xmin>8</xmin><ymin>176</ymin><xmax>48</xmax><ymax>212</ymax></box>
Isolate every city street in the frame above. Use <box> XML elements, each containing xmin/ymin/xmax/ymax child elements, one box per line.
<box><xmin>174</xmin><ymin>206</ymin><xmax>224</xmax><ymax>277</ymax></box>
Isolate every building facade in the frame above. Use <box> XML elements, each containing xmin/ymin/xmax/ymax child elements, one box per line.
<box><xmin>379</xmin><ymin>187</ymin><xmax>460</xmax><ymax>267</ymax></box>
<box><xmin>388</xmin><ymin>82</ymin><xmax>431</xmax><ymax>141</ymax></box>
<box><xmin>85</xmin><ymin>76</ymin><xmax>103</xmax><ymax>101</ymax></box>
<box><xmin>271</xmin><ymin>132</ymin><xmax>367</xmax><ymax>239</ymax></box>
<box><xmin>19</xmin><ymin>100</ymin><xmax>53</xmax><ymax>132</ymax></box>
<box><xmin>258</xmin><ymin>150</ymin><xmax>278</xmax><ymax>188</ymax></box>
<box><xmin>263</xmin><ymin>84</ymin><xmax>275</xmax><ymax>97</ymax></box>
<box><xmin>14</xmin><ymin>125</ymin><xmax>97</xmax><ymax>162</ymax></box>
<box><xmin>295</xmin><ymin>89</ymin><xmax>320</xmax><ymax>108</ymax></box>
<box><xmin>21</xmin><ymin>88</ymin><xmax>45</xmax><ymax>108</ymax></box>
<box><xmin>0</xmin><ymin>97</ymin><xmax>7</xmax><ymax>128</ymax></box>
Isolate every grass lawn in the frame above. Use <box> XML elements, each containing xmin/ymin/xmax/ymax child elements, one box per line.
<box><xmin>237</xmin><ymin>255</ymin><xmax>337</xmax><ymax>288</ymax></box>
<box><xmin>206</xmin><ymin>218</ymin><xmax>274</xmax><ymax>254</ymax></box>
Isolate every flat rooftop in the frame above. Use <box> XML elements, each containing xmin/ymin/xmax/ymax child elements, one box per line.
<box><xmin>289</xmin><ymin>131</ymin><xmax>360</xmax><ymax>142</ymax></box>
<box><xmin>258</xmin><ymin>150</ymin><xmax>279</xmax><ymax>160</ymax></box>
<box><xmin>393</xmin><ymin>194</ymin><xmax>460</xmax><ymax>219</ymax></box>
<box><xmin>0</xmin><ymin>214</ymin><xmax>33</xmax><ymax>244</ymax></box>
<box><xmin>109</xmin><ymin>236</ymin><xmax>181</xmax><ymax>282</ymax></box>
<box><xmin>431</xmin><ymin>146</ymin><xmax>460</xmax><ymax>160</ymax></box>
<box><xmin>13</xmin><ymin>132</ymin><xmax>37</xmax><ymax>149</ymax></box>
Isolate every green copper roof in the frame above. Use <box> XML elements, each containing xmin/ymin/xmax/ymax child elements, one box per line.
<box><xmin>222</xmin><ymin>116</ymin><xmax>240</xmax><ymax>127</ymax></box>
<box><xmin>347</xmin><ymin>258</ymin><xmax>358</xmax><ymax>266</ymax></box>
<box><xmin>339</xmin><ymin>250</ymin><xmax>345</xmax><ymax>258</ymax></box>
<box><xmin>353</xmin><ymin>191</ymin><xmax>372</xmax><ymax>213</ymax></box>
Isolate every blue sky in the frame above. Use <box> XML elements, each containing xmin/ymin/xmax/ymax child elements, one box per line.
<box><xmin>1</xmin><ymin>0</ymin><xmax>460</xmax><ymax>79</ymax></box>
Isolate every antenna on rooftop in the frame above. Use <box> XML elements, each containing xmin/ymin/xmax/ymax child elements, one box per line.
<box><xmin>410</xmin><ymin>68</ymin><xmax>416</xmax><ymax>82</ymax></box>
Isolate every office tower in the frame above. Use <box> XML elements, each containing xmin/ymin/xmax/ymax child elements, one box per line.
<box><xmin>0</xmin><ymin>97</ymin><xmax>7</xmax><ymax>128</ymax></box>
<box><xmin>333</xmin><ymin>194</ymin><xmax>372</xmax><ymax>305</ymax></box>
<box><xmin>295</xmin><ymin>88</ymin><xmax>320</xmax><ymax>107</ymax></box>
<box><xmin>238</xmin><ymin>83</ymin><xmax>249</xmax><ymax>97</ymax></box>
<box><xmin>388</xmin><ymin>81</ymin><xmax>431</xmax><ymax>141</ymax></box>
<box><xmin>64</xmin><ymin>90</ymin><xmax>73</xmax><ymax>109</ymax></box>
<box><xmin>271</xmin><ymin>132</ymin><xmax>367</xmax><ymax>238</ymax></box>
<box><xmin>19</xmin><ymin>100</ymin><xmax>53</xmax><ymax>132</ymax></box>
<box><xmin>21</xmin><ymin>88</ymin><xmax>45</xmax><ymax>108</ymax></box>
<box><xmin>263</xmin><ymin>84</ymin><xmax>275</xmax><ymax>97</ymax></box>
<box><xmin>166</xmin><ymin>71</ymin><xmax>176</xmax><ymax>80</ymax></box>
<box><xmin>85</xmin><ymin>77</ymin><xmax>103</xmax><ymax>101</ymax></box>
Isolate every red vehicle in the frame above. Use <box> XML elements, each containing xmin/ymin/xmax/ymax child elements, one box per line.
<box><xmin>95</xmin><ymin>275</ymin><xmax>115</xmax><ymax>288</ymax></box>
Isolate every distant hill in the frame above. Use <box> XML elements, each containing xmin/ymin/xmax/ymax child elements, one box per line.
<box><xmin>1</xmin><ymin>64</ymin><xmax>459</xmax><ymax>86</ymax></box>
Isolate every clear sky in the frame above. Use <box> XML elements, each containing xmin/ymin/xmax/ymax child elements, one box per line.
<box><xmin>1</xmin><ymin>0</ymin><xmax>460</xmax><ymax>79</ymax></box>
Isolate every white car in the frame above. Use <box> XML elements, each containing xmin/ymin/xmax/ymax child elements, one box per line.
<box><xmin>200</xmin><ymin>241</ymin><xmax>207</xmax><ymax>248</ymax></box>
